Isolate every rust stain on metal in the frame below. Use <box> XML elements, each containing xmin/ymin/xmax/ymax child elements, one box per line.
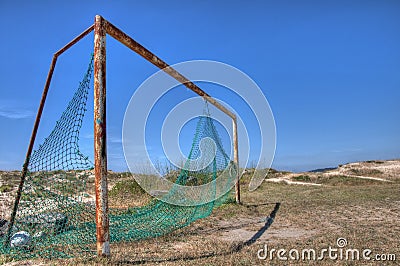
<box><xmin>94</xmin><ymin>15</ymin><xmax>110</xmax><ymax>257</ymax></box>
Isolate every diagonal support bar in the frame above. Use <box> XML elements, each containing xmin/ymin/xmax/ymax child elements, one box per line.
<box><xmin>4</xmin><ymin>24</ymin><xmax>94</xmax><ymax>248</ymax></box>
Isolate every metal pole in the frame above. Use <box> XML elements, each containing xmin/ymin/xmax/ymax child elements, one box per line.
<box><xmin>94</xmin><ymin>15</ymin><xmax>110</xmax><ymax>257</ymax></box>
<box><xmin>4</xmin><ymin>25</ymin><xmax>94</xmax><ymax>247</ymax></box>
<box><xmin>3</xmin><ymin>56</ymin><xmax>57</xmax><ymax>247</ymax></box>
<box><xmin>233</xmin><ymin>117</ymin><xmax>240</xmax><ymax>204</ymax></box>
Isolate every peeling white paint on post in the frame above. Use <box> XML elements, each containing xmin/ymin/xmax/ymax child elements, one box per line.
<box><xmin>102</xmin><ymin>240</ymin><xmax>110</xmax><ymax>255</ymax></box>
<box><xmin>94</xmin><ymin>14</ymin><xmax>110</xmax><ymax>257</ymax></box>
<box><xmin>232</xmin><ymin>117</ymin><xmax>240</xmax><ymax>204</ymax></box>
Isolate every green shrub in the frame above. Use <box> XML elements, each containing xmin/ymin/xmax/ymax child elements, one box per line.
<box><xmin>0</xmin><ymin>185</ymin><xmax>12</xmax><ymax>193</ymax></box>
<box><xmin>292</xmin><ymin>175</ymin><xmax>311</xmax><ymax>182</ymax></box>
<box><xmin>109</xmin><ymin>179</ymin><xmax>145</xmax><ymax>197</ymax></box>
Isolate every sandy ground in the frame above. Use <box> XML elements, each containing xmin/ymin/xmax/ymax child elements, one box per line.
<box><xmin>1</xmin><ymin>159</ymin><xmax>398</xmax><ymax>222</ymax></box>
<box><xmin>1</xmin><ymin>159</ymin><xmax>399</xmax><ymax>265</ymax></box>
<box><xmin>264</xmin><ymin>159</ymin><xmax>400</xmax><ymax>186</ymax></box>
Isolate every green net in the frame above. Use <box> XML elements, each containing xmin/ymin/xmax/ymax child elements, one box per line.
<box><xmin>0</xmin><ymin>56</ymin><xmax>236</xmax><ymax>260</ymax></box>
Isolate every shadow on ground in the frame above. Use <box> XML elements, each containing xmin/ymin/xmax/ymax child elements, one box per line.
<box><xmin>116</xmin><ymin>202</ymin><xmax>280</xmax><ymax>265</ymax></box>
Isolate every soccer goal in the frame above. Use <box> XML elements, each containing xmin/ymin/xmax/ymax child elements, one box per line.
<box><xmin>1</xmin><ymin>15</ymin><xmax>239</xmax><ymax>259</ymax></box>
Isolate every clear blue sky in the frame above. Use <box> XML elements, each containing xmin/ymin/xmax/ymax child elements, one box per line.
<box><xmin>0</xmin><ymin>0</ymin><xmax>399</xmax><ymax>172</ymax></box>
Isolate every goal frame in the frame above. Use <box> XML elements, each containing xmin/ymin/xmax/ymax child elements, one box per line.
<box><xmin>6</xmin><ymin>15</ymin><xmax>240</xmax><ymax>257</ymax></box>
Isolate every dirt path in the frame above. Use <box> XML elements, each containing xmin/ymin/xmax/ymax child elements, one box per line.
<box><xmin>323</xmin><ymin>171</ymin><xmax>393</xmax><ymax>182</ymax></box>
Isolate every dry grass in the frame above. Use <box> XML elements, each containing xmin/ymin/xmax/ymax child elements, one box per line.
<box><xmin>1</xmin><ymin>160</ymin><xmax>400</xmax><ymax>265</ymax></box>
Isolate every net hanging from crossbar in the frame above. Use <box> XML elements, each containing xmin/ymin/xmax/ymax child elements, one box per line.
<box><xmin>0</xmin><ymin>56</ymin><xmax>236</xmax><ymax>260</ymax></box>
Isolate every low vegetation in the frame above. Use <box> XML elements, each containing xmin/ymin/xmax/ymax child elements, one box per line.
<box><xmin>0</xmin><ymin>160</ymin><xmax>399</xmax><ymax>265</ymax></box>
<box><xmin>0</xmin><ymin>185</ymin><xmax>12</xmax><ymax>193</ymax></box>
<box><xmin>292</xmin><ymin>174</ymin><xmax>311</xmax><ymax>182</ymax></box>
